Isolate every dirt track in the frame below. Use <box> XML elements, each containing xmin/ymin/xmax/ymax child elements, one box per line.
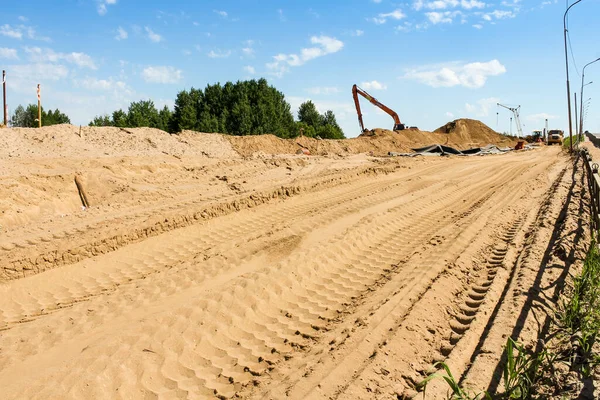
<box><xmin>0</xmin><ymin>144</ymin><xmax>577</xmax><ymax>398</ymax></box>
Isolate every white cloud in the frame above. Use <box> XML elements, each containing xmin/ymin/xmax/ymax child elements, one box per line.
<box><xmin>18</xmin><ymin>16</ymin><xmax>28</xmax><ymax>22</ymax></box>
<box><xmin>414</xmin><ymin>0</ymin><xmax>485</xmax><ymax>9</ymax></box>
<box><xmin>115</xmin><ymin>27</ymin><xmax>128</xmax><ymax>40</ymax></box>
<box><xmin>526</xmin><ymin>113</ymin><xmax>558</xmax><ymax>122</ymax></box>
<box><xmin>306</xmin><ymin>87</ymin><xmax>340</xmax><ymax>95</ymax></box>
<box><xmin>361</xmin><ymin>80</ymin><xmax>388</xmax><ymax>90</ymax></box>
<box><xmin>489</xmin><ymin>10</ymin><xmax>515</xmax><ymax>19</ymax></box>
<box><xmin>242</xmin><ymin>47</ymin><xmax>254</xmax><ymax>57</ymax></box>
<box><xmin>278</xmin><ymin>9</ymin><xmax>286</xmax><ymax>22</ymax></box>
<box><xmin>243</xmin><ymin>65</ymin><xmax>256</xmax><ymax>74</ymax></box>
<box><xmin>404</xmin><ymin>59</ymin><xmax>506</xmax><ymax>88</ymax></box>
<box><xmin>461</xmin><ymin>0</ymin><xmax>486</xmax><ymax>9</ymax></box>
<box><xmin>0</xmin><ymin>24</ymin><xmax>50</xmax><ymax>41</ymax></box>
<box><xmin>370</xmin><ymin>9</ymin><xmax>406</xmax><ymax>24</ymax></box>
<box><xmin>426</xmin><ymin>11</ymin><xmax>462</xmax><ymax>24</ymax></box>
<box><xmin>0</xmin><ymin>48</ymin><xmax>18</xmax><ymax>60</ymax></box>
<box><xmin>6</xmin><ymin>63</ymin><xmax>70</xmax><ymax>94</ymax></box>
<box><xmin>0</xmin><ymin>24</ymin><xmax>23</xmax><ymax>39</ymax></box>
<box><xmin>214</xmin><ymin>10</ymin><xmax>228</xmax><ymax>17</ymax></box>
<box><xmin>142</xmin><ymin>66</ymin><xmax>182</xmax><ymax>84</ymax></box>
<box><xmin>353</xmin><ymin>30</ymin><xmax>364</xmax><ymax>36</ymax></box>
<box><xmin>97</xmin><ymin>0</ymin><xmax>117</xmax><ymax>16</ymax></box>
<box><xmin>266</xmin><ymin>35</ymin><xmax>344</xmax><ymax>77</ymax></box>
<box><xmin>446</xmin><ymin>111</ymin><xmax>455</xmax><ymax>118</ymax></box>
<box><xmin>24</xmin><ymin>47</ymin><xmax>97</xmax><ymax>69</ymax></box>
<box><xmin>75</xmin><ymin>77</ymin><xmax>129</xmax><ymax>91</ymax></box>
<box><xmin>145</xmin><ymin>27</ymin><xmax>163</xmax><ymax>43</ymax></box>
<box><xmin>465</xmin><ymin>97</ymin><xmax>500</xmax><ymax>117</ymax></box>
<box><xmin>473</xmin><ymin>24</ymin><xmax>483</xmax><ymax>29</ymax></box>
<box><xmin>208</xmin><ymin>49</ymin><xmax>232</xmax><ymax>58</ymax></box>
<box><xmin>182</xmin><ymin>49</ymin><xmax>192</xmax><ymax>56</ymax></box>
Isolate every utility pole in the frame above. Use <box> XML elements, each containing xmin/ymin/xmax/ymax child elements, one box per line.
<box><xmin>580</xmin><ymin>58</ymin><xmax>599</xmax><ymax>136</ymax></box>
<box><xmin>2</xmin><ymin>70</ymin><xmax>6</xmax><ymax>126</ymax></box>
<box><xmin>510</xmin><ymin>117</ymin><xmax>513</xmax><ymax>136</ymax></box>
<box><xmin>37</xmin><ymin>84</ymin><xmax>41</xmax><ymax>128</ymax></box>
<box><xmin>575</xmin><ymin>92</ymin><xmax>578</xmax><ymax>142</ymax></box>
<box><xmin>564</xmin><ymin>0</ymin><xmax>583</xmax><ymax>153</ymax></box>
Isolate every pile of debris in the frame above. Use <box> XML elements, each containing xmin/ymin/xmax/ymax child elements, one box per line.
<box><xmin>389</xmin><ymin>143</ymin><xmax>534</xmax><ymax>157</ymax></box>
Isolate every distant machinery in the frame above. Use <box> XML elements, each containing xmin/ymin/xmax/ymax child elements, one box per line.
<box><xmin>497</xmin><ymin>103</ymin><xmax>523</xmax><ymax>138</ymax></box>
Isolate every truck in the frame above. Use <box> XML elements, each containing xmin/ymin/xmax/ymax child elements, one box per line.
<box><xmin>547</xmin><ymin>129</ymin><xmax>564</xmax><ymax>145</ymax></box>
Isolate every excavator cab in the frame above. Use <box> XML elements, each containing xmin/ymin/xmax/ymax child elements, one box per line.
<box><xmin>394</xmin><ymin>123</ymin><xmax>406</xmax><ymax>131</ymax></box>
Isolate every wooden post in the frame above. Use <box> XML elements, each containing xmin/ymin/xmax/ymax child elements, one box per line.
<box><xmin>2</xmin><ymin>70</ymin><xmax>6</xmax><ymax>126</ymax></box>
<box><xmin>37</xmin><ymin>84</ymin><xmax>41</xmax><ymax>128</ymax></box>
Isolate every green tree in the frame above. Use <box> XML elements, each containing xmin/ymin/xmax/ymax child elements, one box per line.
<box><xmin>10</xmin><ymin>105</ymin><xmax>28</xmax><ymax>127</ymax></box>
<box><xmin>89</xmin><ymin>114</ymin><xmax>112</xmax><ymax>127</ymax></box>
<box><xmin>297</xmin><ymin>101</ymin><xmax>321</xmax><ymax>128</ymax></box>
<box><xmin>11</xmin><ymin>104</ymin><xmax>71</xmax><ymax>127</ymax></box>
<box><xmin>112</xmin><ymin>109</ymin><xmax>127</xmax><ymax>127</ymax></box>
<box><xmin>171</xmin><ymin>89</ymin><xmax>197</xmax><ymax>132</ymax></box>
<box><xmin>157</xmin><ymin>106</ymin><xmax>172</xmax><ymax>132</ymax></box>
<box><xmin>126</xmin><ymin>100</ymin><xmax>159</xmax><ymax>128</ymax></box>
<box><xmin>43</xmin><ymin>108</ymin><xmax>70</xmax><ymax>125</ymax></box>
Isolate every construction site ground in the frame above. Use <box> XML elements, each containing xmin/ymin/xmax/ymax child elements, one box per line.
<box><xmin>0</xmin><ymin>124</ymin><xmax>591</xmax><ymax>399</ymax></box>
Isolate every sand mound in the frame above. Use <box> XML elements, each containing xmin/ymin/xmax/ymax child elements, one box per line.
<box><xmin>434</xmin><ymin>118</ymin><xmax>510</xmax><ymax>146</ymax></box>
<box><xmin>0</xmin><ymin>125</ymin><xmax>238</xmax><ymax>159</ymax></box>
<box><xmin>0</xmin><ymin>119</ymin><xmax>515</xmax><ymax>161</ymax></box>
<box><xmin>226</xmin><ymin>119</ymin><xmax>515</xmax><ymax>157</ymax></box>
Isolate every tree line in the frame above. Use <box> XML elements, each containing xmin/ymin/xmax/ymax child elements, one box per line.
<box><xmin>90</xmin><ymin>79</ymin><xmax>345</xmax><ymax>139</ymax></box>
<box><xmin>7</xmin><ymin>79</ymin><xmax>345</xmax><ymax>139</ymax></box>
<box><xmin>10</xmin><ymin>104</ymin><xmax>71</xmax><ymax>127</ymax></box>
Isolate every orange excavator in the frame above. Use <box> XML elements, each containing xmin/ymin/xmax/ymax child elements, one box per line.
<box><xmin>352</xmin><ymin>84</ymin><xmax>405</xmax><ymax>132</ymax></box>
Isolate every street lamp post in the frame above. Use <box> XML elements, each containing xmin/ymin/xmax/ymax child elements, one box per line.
<box><xmin>564</xmin><ymin>0</ymin><xmax>583</xmax><ymax>153</ymax></box>
<box><xmin>580</xmin><ymin>57</ymin><xmax>600</xmax><ymax>135</ymax></box>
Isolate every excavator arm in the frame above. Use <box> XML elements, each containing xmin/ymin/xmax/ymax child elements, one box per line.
<box><xmin>352</xmin><ymin>84</ymin><xmax>405</xmax><ymax>132</ymax></box>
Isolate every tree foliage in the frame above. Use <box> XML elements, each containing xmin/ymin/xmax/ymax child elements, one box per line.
<box><xmin>297</xmin><ymin>101</ymin><xmax>345</xmax><ymax>139</ymax></box>
<box><xmin>89</xmin><ymin>100</ymin><xmax>170</xmax><ymax>131</ymax></box>
<box><xmin>10</xmin><ymin>104</ymin><xmax>71</xmax><ymax>127</ymax></box>
<box><xmin>88</xmin><ymin>79</ymin><xmax>345</xmax><ymax>139</ymax></box>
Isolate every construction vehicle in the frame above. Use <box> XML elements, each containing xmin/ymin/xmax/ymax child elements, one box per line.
<box><xmin>352</xmin><ymin>84</ymin><xmax>405</xmax><ymax>132</ymax></box>
<box><xmin>497</xmin><ymin>103</ymin><xmax>523</xmax><ymax>137</ymax></box>
<box><xmin>547</xmin><ymin>129</ymin><xmax>564</xmax><ymax>145</ymax></box>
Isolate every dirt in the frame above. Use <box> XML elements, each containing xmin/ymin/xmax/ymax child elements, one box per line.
<box><xmin>0</xmin><ymin>123</ymin><xmax>587</xmax><ymax>399</ymax></box>
<box><xmin>225</xmin><ymin>118</ymin><xmax>517</xmax><ymax>157</ymax></box>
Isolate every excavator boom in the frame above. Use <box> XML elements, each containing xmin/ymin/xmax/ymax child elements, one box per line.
<box><xmin>352</xmin><ymin>84</ymin><xmax>405</xmax><ymax>132</ymax></box>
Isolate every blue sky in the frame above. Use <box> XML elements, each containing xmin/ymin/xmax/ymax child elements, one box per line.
<box><xmin>1</xmin><ymin>0</ymin><xmax>599</xmax><ymax>137</ymax></box>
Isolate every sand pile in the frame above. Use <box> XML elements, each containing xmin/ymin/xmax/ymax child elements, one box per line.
<box><xmin>0</xmin><ymin>125</ymin><xmax>239</xmax><ymax>159</ymax></box>
<box><xmin>0</xmin><ymin>119</ymin><xmax>515</xmax><ymax>161</ymax></box>
<box><xmin>226</xmin><ymin>118</ymin><xmax>516</xmax><ymax>157</ymax></box>
<box><xmin>433</xmin><ymin>118</ymin><xmax>512</xmax><ymax>146</ymax></box>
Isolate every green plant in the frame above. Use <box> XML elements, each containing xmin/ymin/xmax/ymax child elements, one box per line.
<box><xmin>417</xmin><ymin>362</ymin><xmax>491</xmax><ymax>400</ymax></box>
<box><xmin>502</xmin><ymin>338</ymin><xmax>546</xmax><ymax>399</ymax></box>
<box><xmin>559</xmin><ymin>241</ymin><xmax>600</xmax><ymax>374</ymax></box>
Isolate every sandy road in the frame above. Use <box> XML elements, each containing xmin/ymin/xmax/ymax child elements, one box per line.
<box><xmin>0</xmin><ymin>146</ymin><xmax>569</xmax><ymax>399</ymax></box>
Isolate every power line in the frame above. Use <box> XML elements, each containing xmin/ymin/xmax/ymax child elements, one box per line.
<box><xmin>567</xmin><ymin>29</ymin><xmax>580</xmax><ymax>77</ymax></box>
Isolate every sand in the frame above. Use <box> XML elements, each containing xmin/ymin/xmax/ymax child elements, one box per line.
<box><xmin>225</xmin><ymin>118</ymin><xmax>517</xmax><ymax>157</ymax></box>
<box><xmin>0</xmin><ymin>123</ymin><xmax>589</xmax><ymax>399</ymax></box>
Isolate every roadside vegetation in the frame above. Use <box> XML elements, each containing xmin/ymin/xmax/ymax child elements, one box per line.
<box><xmin>419</xmin><ymin>243</ymin><xmax>600</xmax><ymax>399</ymax></box>
<box><xmin>563</xmin><ymin>134</ymin><xmax>585</xmax><ymax>149</ymax></box>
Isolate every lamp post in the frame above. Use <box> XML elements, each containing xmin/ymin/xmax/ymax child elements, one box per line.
<box><xmin>580</xmin><ymin>58</ymin><xmax>600</xmax><ymax>135</ymax></box>
<box><xmin>564</xmin><ymin>0</ymin><xmax>583</xmax><ymax>153</ymax></box>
